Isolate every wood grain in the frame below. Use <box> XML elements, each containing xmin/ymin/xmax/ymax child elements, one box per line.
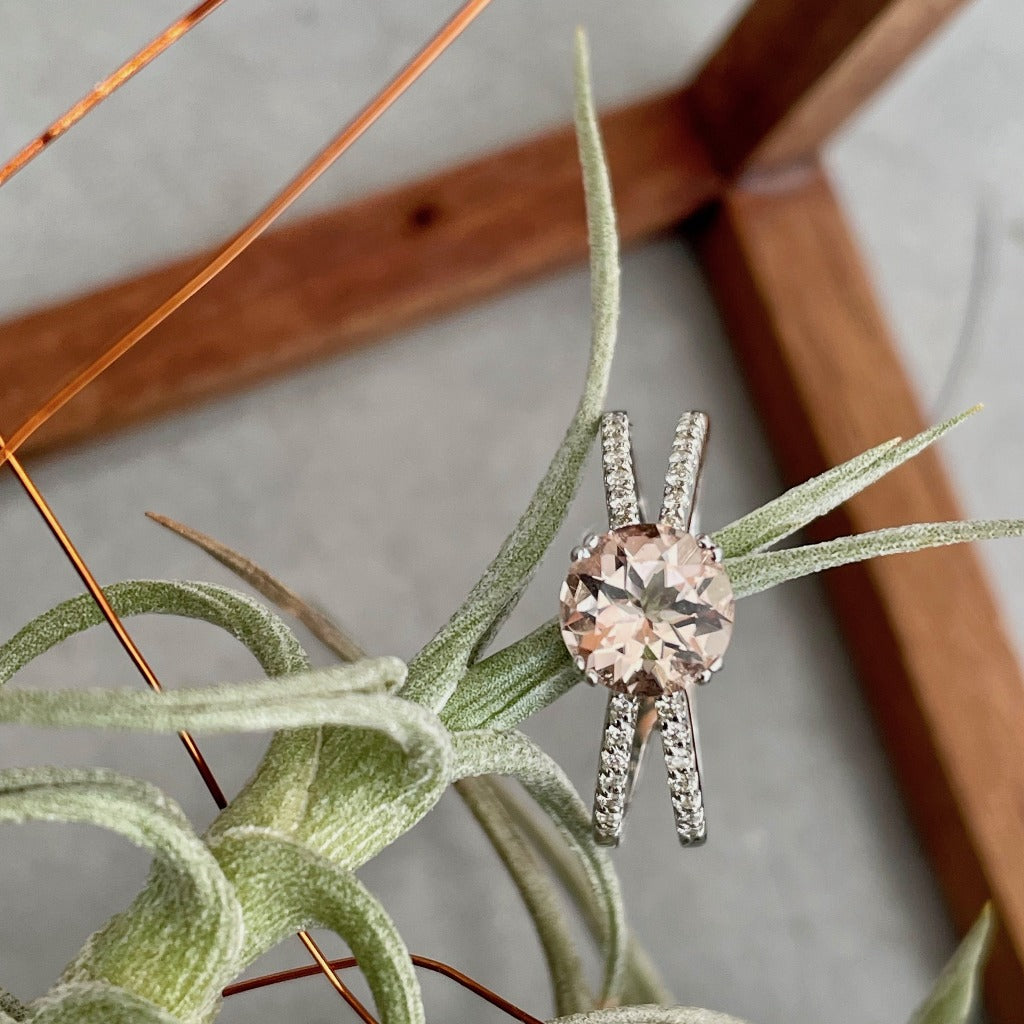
<box><xmin>689</xmin><ymin>0</ymin><xmax>970</xmax><ymax>174</ymax></box>
<box><xmin>694</xmin><ymin>164</ymin><xmax>1024</xmax><ymax>1022</ymax></box>
<box><xmin>0</xmin><ymin>89</ymin><xmax>719</xmax><ymax>457</ymax></box>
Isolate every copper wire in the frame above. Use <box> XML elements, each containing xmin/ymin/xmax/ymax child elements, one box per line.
<box><xmin>1</xmin><ymin>4</ymin><xmax>498</xmax><ymax>1019</ymax></box>
<box><xmin>0</xmin><ymin>0</ymin><xmax>494</xmax><ymax>472</ymax></box>
<box><xmin>0</xmin><ymin>435</ymin><xmax>378</xmax><ymax>1024</ymax></box>
<box><xmin>223</xmin><ymin>953</ymin><xmax>546</xmax><ymax>1024</ymax></box>
<box><xmin>0</xmin><ymin>0</ymin><xmax>229</xmax><ymax>188</ymax></box>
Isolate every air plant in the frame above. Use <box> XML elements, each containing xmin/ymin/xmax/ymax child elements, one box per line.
<box><xmin>0</xmin><ymin>24</ymin><xmax>1009</xmax><ymax>1024</ymax></box>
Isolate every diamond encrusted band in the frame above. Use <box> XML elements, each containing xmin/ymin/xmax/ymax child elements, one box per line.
<box><xmin>581</xmin><ymin>410</ymin><xmax>718</xmax><ymax>848</ymax></box>
<box><xmin>660</xmin><ymin>411</ymin><xmax>708</xmax><ymax>531</ymax></box>
<box><xmin>593</xmin><ymin>693</ymin><xmax>639</xmax><ymax>845</ymax></box>
<box><xmin>656</xmin><ymin>691</ymin><xmax>706</xmax><ymax>845</ymax></box>
<box><xmin>592</xmin><ymin>413</ymin><xmax>644</xmax><ymax>846</ymax></box>
<box><xmin>601</xmin><ymin>411</ymin><xmax>642</xmax><ymax>529</ymax></box>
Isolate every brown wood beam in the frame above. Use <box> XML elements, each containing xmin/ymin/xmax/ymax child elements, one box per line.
<box><xmin>689</xmin><ymin>0</ymin><xmax>970</xmax><ymax>175</ymax></box>
<box><xmin>694</xmin><ymin>165</ymin><xmax>1024</xmax><ymax>1023</ymax></box>
<box><xmin>0</xmin><ymin>89</ymin><xmax>719</xmax><ymax>457</ymax></box>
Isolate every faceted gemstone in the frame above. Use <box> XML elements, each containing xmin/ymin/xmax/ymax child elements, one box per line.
<box><xmin>559</xmin><ymin>523</ymin><xmax>734</xmax><ymax>696</ymax></box>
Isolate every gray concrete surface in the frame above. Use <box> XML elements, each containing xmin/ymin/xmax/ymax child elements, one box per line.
<box><xmin>0</xmin><ymin>2</ymin><xmax>1021</xmax><ymax>1022</ymax></box>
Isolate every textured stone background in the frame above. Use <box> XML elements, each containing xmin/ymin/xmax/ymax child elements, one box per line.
<box><xmin>1</xmin><ymin>2</ymin><xmax>1023</xmax><ymax>1022</ymax></box>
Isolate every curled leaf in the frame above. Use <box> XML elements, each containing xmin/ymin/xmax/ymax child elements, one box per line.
<box><xmin>0</xmin><ymin>769</ymin><xmax>241</xmax><ymax>1021</ymax></box>
<box><xmin>403</xmin><ymin>27</ymin><xmax>619</xmax><ymax>710</ymax></box>
<box><xmin>0</xmin><ymin>580</ymin><xmax>309</xmax><ymax>685</ymax></box>
<box><xmin>211</xmin><ymin>829</ymin><xmax>424</xmax><ymax>1024</ymax></box>
<box><xmin>453</xmin><ymin>729</ymin><xmax>627</xmax><ymax>1006</ymax></box>
<box><xmin>0</xmin><ymin>660</ymin><xmax>408</xmax><ymax>734</ymax></box>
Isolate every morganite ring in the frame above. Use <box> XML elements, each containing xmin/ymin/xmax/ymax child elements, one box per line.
<box><xmin>559</xmin><ymin>410</ymin><xmax>735</xmax><ymax>848</ymax></box>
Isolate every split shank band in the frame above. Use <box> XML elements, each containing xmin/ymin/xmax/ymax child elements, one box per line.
<box><xmin>592</xmin><ymin>411</ymin><xmax>711</xmax><ymax>847</ymax></box>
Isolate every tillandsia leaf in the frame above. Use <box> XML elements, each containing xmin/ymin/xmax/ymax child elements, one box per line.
<box><xmin>453</xmin><ymin>729</ymin><xmax>627</xmax><ymax>1006</ymax></box>
<box><xmin>26</xmin><ymin>983</ymin><xmax>184</xmax><ymax>1024</ymax></box>
<box><xmin>0</xmin><ymin>577</ymin><xmax>332</xmax><ymax>835</ymax></box>
<box><xmin>726</xmin><ymin>519</ymin><xmax>1024</xmax><ymax>599</ymax></box>
<box><xmin>0</xmin><ymin>769</ymin><xmax>242</xmax><ymax>1022</ymax></box>
<box><xmin>550</xmin><ymin>1009</ymin><xmax>751</xmax><ymax>1024</ymax></box>
<box><xmin>145</xmin><ymin>512</ymin><xmax>364</xmax><ymax>663</ymax></box>
<box><xmin>402</xmin><ymin>27</ymin><xmax>619</xmax><ymax>711</ymax></box>
<box><xmin>0</xmin><ymin>579</ymin><xmax>310</xmax><ymax>684</ymax></box>
<box><xmin>908</xmin><ymin>904</ymin><xmax>994</xmax><ymax>1024</ymax></box>
<box><xmin>713</xmin><ymin>407</ymin><xmax>980</xmax><ymax>558</ymax></box>
<box><xmin>456</xmin><ymin>777</ymin><xmax>595</xmax><ymax>1016</ymax></box>
<box><xmin>442</xmin><ymin>621</ymin><xmax>576</xmax><ymax>731</ymax></box>
<box><xmin>0</xmin><ymin>987</ymin><xmax>28</xmax><ymax>1022</ymax></box>
<box><xmin>151</xmin><ymin>513</ymin><xmax>631</xmax><ymax>1020</ymax></box>
<box><xmin>210</xmin><ymin>829</ymin><xmax>424</xmax><ymax>1024</ymax></box>
<box><xmin>0</xmin><ymin>660</ymin><xmax>410</xmax><ymax>733</ymax></box>
<box><xmin>0</xmin><ymin>577</ymin><xmax>333</xmax><ymax>839</ymax></box>
<box><xmin>488</xmin><ymin>780</ymin><xmax>672</xmax><ymax>1007</ymax></box>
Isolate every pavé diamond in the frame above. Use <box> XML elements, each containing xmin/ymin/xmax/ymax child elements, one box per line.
<box><xmin>559</xmin><ymin>523</ymin><xmax>734</xmax><ymax>696</ymax></box>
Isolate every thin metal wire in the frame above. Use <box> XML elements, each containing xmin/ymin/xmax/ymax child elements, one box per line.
<box><xmin>0</xmin><ymin>434</ymin><xmax>378</xmax><ymax>1023</ymax></box>
<box><xmin>0</xmin><ymin>0</ymin><xmax>229</xmax><ymax>188</ymax></box>
<box><xmin>1</xmin><ymin>4</ymin><xmax>498</xmax><ymax>1019</ymax></box>
<box><xmin>223</xmin><ymin>953</ymin><xmax>546</xmax><ymax>1024</ymax></box>
<box><xmin>0</xmin><ymin>0</ymin><xmax>494</xmax><ymax>472</ymax></box>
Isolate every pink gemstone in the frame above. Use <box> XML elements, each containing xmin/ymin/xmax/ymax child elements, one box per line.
<box><xmin>559</xmin><ymin>524</ymin><xmax>735</xmax><ymax>696</ymax></box>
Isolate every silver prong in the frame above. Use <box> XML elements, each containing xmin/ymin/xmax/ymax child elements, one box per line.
<box><xmin>696</xmin><ymin>668</ymin><xmax>713</xmax><ymax>685</ymax></box>
<box><xmin>709</xmin><ymin>656</ymin><xmax>724</xmax><ymax>674</ymax></box>
<box><xmin>585</xmin><ymin>670</ymin><xmax>601</xmax><ymax>687</ymax></box>
<box><xmin>574</xmin><ymin>655</ymin><xmax>587</xmax><ymax>672</ymax></box>
<box><xmin>571</xmin><ymin>532</ymin><xmax>603</xmax><ymax>562</ymax></box>
<box><xmin>697</xmin><ymin>534</ymin><xmax>724</xmax><ymax>563</ymax></box>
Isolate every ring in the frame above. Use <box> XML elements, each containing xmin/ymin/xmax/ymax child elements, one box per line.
<box><xmin>558</xmin><ymin>411</ymin><xmax>736</xmax><ymax>847</ymax></box>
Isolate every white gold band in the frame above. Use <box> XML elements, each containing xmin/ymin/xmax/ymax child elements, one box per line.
<box><xmin>591</xmin><ymin>410</ymin><xmax>710</xmax><ymax>848</ymax></box>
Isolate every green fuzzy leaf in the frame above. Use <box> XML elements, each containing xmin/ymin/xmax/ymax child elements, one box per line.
<box><xmin>714</xmin><ymin>407</ymin><xmax>979</xmax><ymax>558</ymax></box>
<box><xmin>0</xmin><ymin>988</ymin><xmax>28</xmax><ymax>1022</ymax></box>
<box><xmin>211</xmin><ymin>829</ymin><xmax>423</xmax><ymax>1024</ymax></box>
<box><xmin>909</xmin><ymin>905</ymin><xmax>994</xmax><ymax>1024</ymax></box>
<box><xmin>147</xmin><ymin>513</ymin><xmax>624</xmax><ymax>1020</ymax></box>
<box><xmin>551</xmin><ymin>1009</ymin><xmax>751</xmax><ymax>1024</ymax></box>
<box><xmin>207</xmin><ymin>688</ymin><xmax>455</xmax><ymax>869</ymax></box>
<box><xmin>0</xmin><ymin>660</ymin><xmax>408</xmax><ymax>733</ymax></box>
<box><xmin>488</xmin><ymin>781</ymin><xmax>671</xmax><ymax>1007</ymax></box>
<box><xmin>726</xmin><ymin>519</ymin><xmax>1024</xmax><ymax>598</ymax></box>
<box><xmin>0</xmin><ymin>577</ymin><xmax>328</xmax><ymax>841</ymax></box>
<box><xmin>0</xmin><ymin>580</ymin><xmax>309</xmax><ymax>686</ymax></box>
<box><xmin>453</xmin><ymin>729</ymin><xmax>627</xmax><ymax>1006</ymax></box>
<box><xmin>456</xmin><ymin>777</ymin><xmax>594</xmax><ymax>1015</ymax></box>
<box><xmin>0</xmin><ymin>769</ymin><xmax>241</xmax><ymax>1022</ymax></box>
<box><xmin>27</xmin><ymin>983</ymin><xmax>184</xmax><ymax>1024</ymax></box>
<box><xmin>402</xmin><ymin>28</ymin><xmax>619</xmax><ymax>711</ymax></box>
<box><xmin>443</xmin><ymin>621</ymin><xmax>576</xmax><ymax>731</ymax></box>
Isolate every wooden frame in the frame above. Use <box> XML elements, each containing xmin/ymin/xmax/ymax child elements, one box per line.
<box><xmin>3</xmin><ymin>1</ymin><xmax>1021</xmax><ymax>1018</ymax></box>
